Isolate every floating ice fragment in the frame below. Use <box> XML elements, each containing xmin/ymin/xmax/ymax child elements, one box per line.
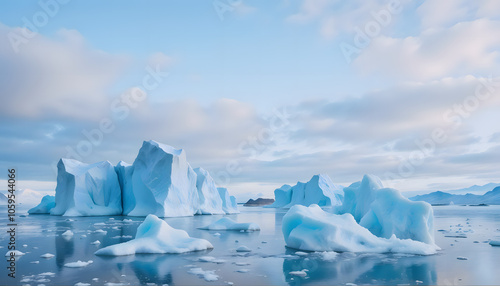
<box><xmin>236</xmin><ymin>246</ymin><xmax>252</xmax><ymax>252</ymax></box>
<box><xmin>5</xmin><ymin>250</ymin><xmax>25</xmax><ymax>256</ymax></box>
<box><xmin>289</xmin><ymin>270</ymin><xmax>308</xmax><ymax>277</ymax></box>
<box><xmin>64</xmin><ymin>260</ymin><xmax>93</xmax><ymax>267</ymax></box>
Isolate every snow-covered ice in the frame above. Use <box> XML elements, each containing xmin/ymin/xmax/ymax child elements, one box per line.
<box><xmin>28</xmin><ymin>195</ymin><xmax>56</xmax><ymax>214</ymax></box>
<box><xmin>267</xmin><ymin>174</ymin><xmax>343</xmax><ymax>208</ymax></box>
<box><xmin>338</xmin><ymin>174</ymin><xmax>435</xmax><ymax>245</ymax></box>
<box><xmin>282</xmin><ymin>204</ymin><xmax>439</xmax><ymax>255</ymax></box>
<box><xmin>95</xmin><ymin>214</ymin><xmax>213</xmax><ymax>256</ymax></box>
<box><xmin>217</xmin><ymin>187</ymin><xmax>239</xmax><ymax>214</ymax></box>
<box><xmin>194</xmin><ymin>167</ymin><xmax>225</xmax><ymax>215</ymax></box>
<box><xmin>199</xmin><ymin>217</ymin><xmax>260</xmax><ymax>231</ymax></box>
<box><xmin>50</xmin><ymin>159</ymin><xmax>122</xmax><ymax>216</ymax></box>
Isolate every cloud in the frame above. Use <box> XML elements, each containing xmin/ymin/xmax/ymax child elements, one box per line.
<box><xmin>286</xmin><ymin>0</ymin><xmax>395</xmax><ymax>39</ymax></box>
<box><xmin>354</xmin><ymin>19</ymin><xmax>500</xmax><ymax>80</ymax></box>
<box><xmin>0</xmin><ymin>24</ymin><xmax>128</xmax><ymax>120</ymax></box>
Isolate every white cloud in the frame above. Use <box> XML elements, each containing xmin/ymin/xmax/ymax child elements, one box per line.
<box><xmin>0</xmin><ymin>24</ymin><xmax>128</xmax><ymax>120</ymax></box>
<box><xmin>287</xmin><ymin>0</ymin><xmax>403</xmax><ymax>39</ymax></box>
<box><xmin>354</xmin><ymin>19</ymin><xmax>500</xmax><ymax>80</ymax></box>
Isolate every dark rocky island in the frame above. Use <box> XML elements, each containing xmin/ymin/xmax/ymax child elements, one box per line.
<box><xmin>244</xmin><ymin>198</ymin><xmax>275</xmax><ymax>206</ymax></box>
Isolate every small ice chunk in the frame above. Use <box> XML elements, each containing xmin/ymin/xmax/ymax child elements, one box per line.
<box><xmin>289</xmin><ymin>270</ymin><xmax>308</xmax><ymax>277</ymax></box>
<box><xmin>94</xmin><ymin>222</ymin><xmax>106</xmax><ymax>226</ymax></box>
<box><xmin>236</xmin><ymin>246</ymin><xmax>252</xmax><ymax>252</ymax></box>
<box><xmin>31</xmin><ymin>261</ymin><xmax>40</xmax><ymax>264</ymax></box>
<box><xmin>64</xmin><ymin>260</ymin><xmax>94</xmax><ymax>267</ymax></box>
<box><xmin>5</xmin><ymin>250</ymin><xmax>25</xmax><ymax>256</ymax></box>
<box><xmin>62</xmin><ymin>230</ymin><xmax>74</xmax><ymax>237</ymax></box>
<box><xmin>213</xmin><ymin>232</ymin><xmax>221</xmax><ymax>236</ymax></box>
<box><xmin>295</xmin><ymin>251</ymin><xmax>308</xmax><ymax>256</ymax></box>
<box><xmin>75</xmin><ymin>283</ymin><xmax>91</xmax><ymax>286</ymax></box>
<box><xmin>234</xmin><ymin>262</ymin><xmax>250</xmax><ymax>266</ymax></box>
<box><xmin>81</xmin><ymin>235</ymin><xmax>87</xmax><ymax>238</ymax></box>
<box><xmin>39</xmin><ymin>272</ymin><xmax>55</xmax><ymax>276</ymax></box>
<box><xmin>23</xmin><ymin>244</ymin><xmax>28</xmax><ymax>247</ymax></box>
<box><xmin>198</xmin><ymin>256</ymin><xmax>216</xmax><ymax>262</ymax></box>
<box><xmin>187</xmin><ymin>268</ymin><xmax>219</xmax><ymax>282</ymax></box>
<box><xmin>40</xmin><ymin>253</ymin><xmax>55</xmax><ymax>258</ymax></box>
<box><xmin>91</xmin><ymin>240</ymin><xmax>101</xmax><ymax>245</ymax></box>
<box><xmin>457</xmin><ymin>256</ymin><xmax>468</xmax><ymax>260</ymax></box>
<box><xmin>489</xmin><ymin>240</ymin><xmax>500</xmax><ymax>246</ymax></box>
<box><xmin>94</xmin><ymin>229</ymin><xmax>107</xmax><ymax>235</ymax></box>
<box><xmin>123</xmin><ymin>219</ymin><xmax>133</xmax><ymax>222</ymax></box>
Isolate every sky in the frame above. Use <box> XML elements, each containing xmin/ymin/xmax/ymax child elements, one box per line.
<box><xmin>1</xmin><ymin>0</ymin><xmax>500</xmax><ymax>201</ymax></box>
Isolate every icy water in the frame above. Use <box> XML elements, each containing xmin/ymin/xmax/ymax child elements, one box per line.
<box><xmin>1</xmin><ymin>205</ymin><xmax>500</xmax><ymax>285</ymax></box>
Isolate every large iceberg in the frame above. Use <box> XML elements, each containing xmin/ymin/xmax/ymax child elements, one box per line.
<box><xmin>123</xmin><ymin>140</ymin><xmax>199</xmax><ymax>217</ymax></box>
<box><xmin>217</xmin><ymin>187</ymin><xmax>239</xmax><ymax>214</ymax></box>
<box><xmin>194</xmin><ymin>168</ymin><xmax>225</xmax><ymax>215</ymax></box>
<box><xmin>95</xmin><ymin>214</ymin><xmax>213</xmax><ymax>256</ymax></box>
<box><xmin>28</xmin><ymin>195</ymin><xmax>56</xmax><ymax>214</ymax></box>
<box><xmin>282</xmin><ymin>204</ymin><xmax>438</xmax><ymax>255</ymax></box>
<box><xmin>266</xmin><ymin>174</ymin><xmax>343</xmax><ymax>208</ymax></box>
<box><xmin>50</xmin><ymin>159</ymin><xmax>122</xmax><ymax>216</ymax></box>
<box><xmin>41</xmin><ymin>140</ymin><xmax>239</xmax><ymax>217</ymax></box>
<box><xmin>338</xmin><ymin>175</ymin><xmax>435</xmax><ymax>245</ymax></box>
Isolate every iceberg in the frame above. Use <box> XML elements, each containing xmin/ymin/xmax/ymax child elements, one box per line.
<box><xmin>267</xmin><ymin>174</ymin><xmax>343</xmax><ymax>208</ymax></box>
<box><xmin>114</xmin><ymin>161</ymin><xmax>134</xmax><ymax>215</ymax></box>
<box><xmin>199</xmin><ymin>217</ymin><xmax>260</xmax><ymax>231</ymax></box>
<box><xmin>339</xmin><ymin>175</ymin><xmax>435</xmax><ymax>245</ymax></box>
<box><xmin>266</xmin><ymin>185</ymin><xmax>292</xmax><ymax>208</ymax></box>
<box><xmin>282</xmin><ymin>204</ymin><xmax>438</xmax><ymax>255</ymax></box>
<box><xmin>28</xmin><ymin>195</ymin><xmax>56</xmax><ymax>214</ymax></box>
<box><xmin>193</xmin><ymin>168</ymin><xmax>225</xmax><ymax>215</ymax></box>
<box><xmin>50</xmin><ymin>159</ymin><xmax>122</xmax><ymax>216</ymax></box>
<box><xmin>217</xmin><ymin>187</ymin><xmax>239</xmax><ymax>214</ymax></box>
<box><xmin>122</xmin><ymin>140</ymin><xmax>199</xmax><ymax>217</ymax></box>
<box><xmin>95</xmin><ymin>214</ymin><xmax>213</xmax><ymax>256</ymax></box>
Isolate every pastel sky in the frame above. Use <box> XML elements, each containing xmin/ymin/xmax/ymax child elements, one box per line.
<box><xmin>1</xmin><ymin>0</ymin><xmax>500</xmax><ymax>201</ymax></box>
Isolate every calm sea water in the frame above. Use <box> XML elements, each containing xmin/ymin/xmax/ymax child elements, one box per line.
<box><xmin>1</xmin><ymin>205</ymin><xmax>499</xmax><ymax>285</ymax></box>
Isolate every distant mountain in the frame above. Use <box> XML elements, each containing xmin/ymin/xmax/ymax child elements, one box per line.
<box><xmin>244</xmin><ymin>198</ymin><xmax>275</xmax><ymax>206</ymax></box>
<box><xmin>410</xmin><ymin>186</ymin><xmax>500</xmax><ymax>205</ymax></box>
<box><xmin>446</xmin><ymin>183</ymin><xmax>500</xmax><ymax>195</ymax></box>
